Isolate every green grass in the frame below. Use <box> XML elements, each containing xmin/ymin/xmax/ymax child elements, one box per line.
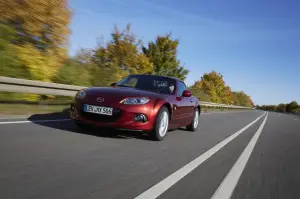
<box><xmin>0</xmin><ymin>104</ymin><xmax>69</xmax><ymax>115</ymax></box>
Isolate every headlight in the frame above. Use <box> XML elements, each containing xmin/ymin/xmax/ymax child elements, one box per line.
<box><xmin>121</xmin><ymin>97</ymin><xmax>150</xmax><ymax>105</ymax></box>
<box><xmin>76</xmin><ymin>89</ymin><xmax>87</xmax><ymax>99</ymax></box>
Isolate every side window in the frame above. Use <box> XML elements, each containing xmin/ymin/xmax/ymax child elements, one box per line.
<box><xmin>177</xmin><ymin>81</ymin><xmax>187</xmax><ymax>97</ymax></box>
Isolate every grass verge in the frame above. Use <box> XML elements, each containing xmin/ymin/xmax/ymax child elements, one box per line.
<box><xmin>0</xmin><ymin>104</ymin><xmax>70</xmax><ymax>116</ymax></box>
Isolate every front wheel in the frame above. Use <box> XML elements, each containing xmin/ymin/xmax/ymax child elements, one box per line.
<box><xmin>186</xmin><ymin>109</ymin><xmax>200</xmax><ymax>131</ymax></box>
<box><xmin>150</xmin><ymin>106</ymin><xmax>169</xmax><ymax>141</ymax></box>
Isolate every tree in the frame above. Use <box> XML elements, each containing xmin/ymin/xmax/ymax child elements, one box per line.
<box><xmin>276</xmin><ymin>103</ymin><xmax>286</xmax><ymax>112</ymax></box>
<box><xmin>142</xmin><ymin>34</ymin><xmax>189</xmax><ymax>80</ymax></box>
<box><xmin>52</xmin><ymin>58</ymin><xmax>92</xmax><ymax>87</ymax></box>
<box><xmin>188</xmin><ymin>87</ymin><xmax>210</xmax><ymax>101</ymax></box>
<box><xmin>221</xmin><ymin>86</ymin><xmax>232</xmax><ymax>104</ymax></box>
<box><xmin>258</xmin><ymin>101</ymin><xmax>299</xmax><ymax>113</ymax></box>
<box><xmin>286</xmin><ymin>101</ymin><xmax>298</xmax><ymax>113</ymax></box>
<box><xmin>74</xmin><ymin>48</ymin><xmax>94</xmax><ymax>65</ymax></box>
<box><xmin>0</xmin><ymin>0</ymin><xmax>71</xmax><ymax>81</ymax></box>
<box><xmin>0</xmin><ymin>23</ymin><xmax>30</xmax><ymax>79</ymax></box>
<box><xmin>231</xmin><ymin>91</ymin><xmax>253</xmax><ymax>107</ymax></box>
<box><xmin>87</xmin><ymin>24</ymin><xmax>155</xmax><ymax>86</ymax></box>
<box><xmin>192</xmin><ymin>71</ymin><xmax>228</xmax><ymax>103</ymax></box>
<box><xmin>105</xmin><ymin>24</ymin><xmax>153</xmax><ymax>75</ymax></box>
<box><xmin>54</xmin><ymin>24</ymin><xmax>154</xmax><ymax>87</ymax></box>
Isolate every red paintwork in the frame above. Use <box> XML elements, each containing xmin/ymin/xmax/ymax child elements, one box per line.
<box><xmin>70</xmin><ymin>75</ymin><xmax>200</xmax><ymax>132</ymax></box>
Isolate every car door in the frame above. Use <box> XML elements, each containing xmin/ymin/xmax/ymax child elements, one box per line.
<box><xmin>172</xmin><ymin>81</ymin><xmax>191</xmax><ymax>125</ymax></box>
<box><xmin>179</xmin><ymin>81</ymin><xmax>195</xmax><ymax>119</ymax></box>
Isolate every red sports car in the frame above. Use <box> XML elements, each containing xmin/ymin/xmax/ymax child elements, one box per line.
<box><xmin>70</xmin><ymin>74</ymin><xmax>200</xmax><ymax>140</ymax></box>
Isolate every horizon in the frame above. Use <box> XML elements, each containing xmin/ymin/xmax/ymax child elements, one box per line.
<box><xmin>69</xmin><ymin>0</ymin><xmax>300</xmax><ymax>105</ymax></box>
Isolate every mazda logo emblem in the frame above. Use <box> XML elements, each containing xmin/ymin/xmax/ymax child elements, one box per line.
<box><xmin>97</xmin><ymin>97</ymin><xmax>104</xmax><ymax>103</ymax></box>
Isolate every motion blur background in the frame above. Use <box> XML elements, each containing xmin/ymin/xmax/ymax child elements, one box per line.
<box><xmin>0</xmin><ymin>0</ymin><xmax>299</xmax><ymax>115</ymax></box>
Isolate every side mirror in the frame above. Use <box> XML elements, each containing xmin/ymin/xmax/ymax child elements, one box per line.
<box><xmin>110</xmin><ymin>82</ymin><xmax>117</xmax><ymax>86</ymax></box>
<box><xmin>182</xmin><ymin>90</ymin><xmax>192</xmax><ymax>97</ymax></box>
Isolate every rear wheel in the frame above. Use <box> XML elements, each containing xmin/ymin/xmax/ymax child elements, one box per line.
<box><xmin>186</xmin><ymin>108</ymin><xmax>200</xmax><ymax>131</ymax></box>
<box><xmin>150</xmin><ymin>106</ymin><xmax>169</xmax><ymax>141</ymax></box>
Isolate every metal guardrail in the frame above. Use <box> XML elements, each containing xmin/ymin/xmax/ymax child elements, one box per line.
<box><xmin>0</xmin><ymin>76</ymin><xmax>86</xmax><ymax>97</ymax></box>
<box><xmin>0</xmin><ymin>76</ymin><xmax>251</xmax><ymax>109</ymax></box>
<box><xmin>198</xmin><ymin>101</ymin><xmax>248</xmax><ymax>109</ymax></box>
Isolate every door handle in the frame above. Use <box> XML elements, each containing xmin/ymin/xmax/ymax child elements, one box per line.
<box><xmin>190</xmin><ymin>99</ymin><xmax>194</xmax><ymax>103</ymax></box>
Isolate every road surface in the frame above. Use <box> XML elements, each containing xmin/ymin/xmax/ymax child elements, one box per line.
<box><xmin>0</xmin><ymin>110</ymin><xmax>299</xmax><ymax>199</ymax></box>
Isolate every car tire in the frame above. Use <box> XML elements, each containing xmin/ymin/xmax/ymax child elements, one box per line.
<box><xmin>186</xmin><ymin>108</ymin><xmax>200</xmax><ymax>131</ymax></box>
<box><xmin>150</xmin><ymin>106</ymin><xmax>170</xmax><ymax>141</ymax></box>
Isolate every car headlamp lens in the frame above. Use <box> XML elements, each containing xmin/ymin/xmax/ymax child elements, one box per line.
<box><xmin>76</xmin><ymin>89</ymin><xmax>87</xmax><ymax>99</ymax></box>
<box><xmin>121</xmin><ymin>97</ymin><xmax>150</xmax><ymax>105</ymax></box>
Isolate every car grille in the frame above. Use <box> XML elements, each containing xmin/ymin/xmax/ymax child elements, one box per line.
<box><xmin>80</xmin><ymin>108</ymin><xmax>122</xmax><ymax>123</ymax></box>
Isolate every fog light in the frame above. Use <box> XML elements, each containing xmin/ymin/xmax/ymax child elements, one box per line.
<box><xmin>133</xmin><ymin>114</ymin><xmax>148</xmax><ymax>122</ymax></box>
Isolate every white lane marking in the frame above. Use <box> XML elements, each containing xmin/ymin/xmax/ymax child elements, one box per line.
<box><xmin>0</xmin><ymin>119</ymin><xmax>71</xmax><ymax>124</ymax></box>
<box><xmin>134</xmin><ymin>112</ymin><xmax>266</xmax><ymax>199</ymax></box>
<box><xmin>0</xmin><ymin>115</ymin><xmax>32</xmax><ymax>120</ymax></box>
<box><xmin>211</xmin><ymin>112</ymin><xmax>268</xmax><ymax>199</ymax></box>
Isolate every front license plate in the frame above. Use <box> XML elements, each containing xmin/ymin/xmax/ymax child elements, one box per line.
<box><xmin>84</xmin><ymin>104</ymin><xmax>113</xmax><ymax>116</ymax></box>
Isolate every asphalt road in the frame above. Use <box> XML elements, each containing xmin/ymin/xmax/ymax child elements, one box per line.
<box><xmin>0</xmin><ymin>110</ymin><xmax>299</xmax><ymax>199</ymax></box>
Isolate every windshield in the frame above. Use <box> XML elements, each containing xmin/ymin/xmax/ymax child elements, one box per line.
<box><xmin>116</xmin><ymin>75</ymin><xmax>176</xmax><ymax>94</ymax></box>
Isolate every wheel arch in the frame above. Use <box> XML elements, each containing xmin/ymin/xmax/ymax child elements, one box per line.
<box><xmin>153</xmin><ymin>98</ymin><xmax>173</xmax><ymax>120</ymax></box>
<box><xmin>162</xmin><ymin>102</ymin><xmax>173</xmax><ymax>120</ymax></box>
<box><xmin>197</xmin><ymin>105</ymin><xmax>201</xmax><ymax>114</ymax></box>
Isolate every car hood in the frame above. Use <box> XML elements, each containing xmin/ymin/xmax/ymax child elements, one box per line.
<box><xmin>83</xmin><ymin>87</ymin><xmax>165</xmax><ymax>105</ymax></box>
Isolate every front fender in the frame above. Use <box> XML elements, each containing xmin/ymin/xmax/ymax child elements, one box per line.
<box><xmin>152</xmin><ymin>98</ymin><xmax>173</xmax><ymax>120</ymax></box>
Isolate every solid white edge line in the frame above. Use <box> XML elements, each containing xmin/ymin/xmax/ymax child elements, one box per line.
<box><xmin>134</xmin><ymin>112</ymin><xmax>266</xmax><ymax>199</ymax></box>
<box><xmin>211</xmin><ymin>112</ymin><xmax>268</xmax><ymax>199</ymax></box>
<box><xmin>0</xmin><ymin>119</ymin><xmax>71</xmax><ymax>124</ymax></box>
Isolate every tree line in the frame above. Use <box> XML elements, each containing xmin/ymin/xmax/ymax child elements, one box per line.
<box><xmin>257</xmin><ymin>101</ymin><xmax>300</xmax><ymax>113</ymax></box>
<box><xmin>0</xmin><ymin>0</ymin><xmax>254</xmax><ymax>107</ymax></box>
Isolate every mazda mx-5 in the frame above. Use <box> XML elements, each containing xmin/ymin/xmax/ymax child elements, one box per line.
<box><xmin>70</xmin><ymin>74</ymin><xmax>200</xmax><ymax>140</ymax></box>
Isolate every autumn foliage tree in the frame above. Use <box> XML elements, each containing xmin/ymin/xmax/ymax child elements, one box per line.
<box><xmin>0</xmin><ymin>24</ymin><xmax>30</xmax><ymax>79</ymax></box>
<box><xmin>90</xmin><ymin>24</ymin><xmax>154</xmax><ymax>86</ymax></box>
<box><xmin>53</xmin><ymin>25</ymin><xmax>192</xmax><ymax>87</ymax></box>
<box><xmin>53</xmin><ymin>24</ymin><xmax>155</xmax><ymax>87</ymax></box>
<box><xmin>276</xmin><ymin>104</ymin><xmax>286</xmax><ymax>112</ymax></box>
<box><xmin>142</xmin><ymin>34</ymin><xmax>189</xmax><ymax>80</ymax></box>
<box><xmin>191</xmin><ymin>71</ymin><xmax>254</xmax><ymax>107</ymax></box>
<box><xmin>0</xmin><ymin>0</ymin><xmax>71</xmax><ymax>81</ymax></box>
<box><xmin>231</xmin><ymin>91</ymin><xmax>254</xmax><ymax>107</ymax></box>
<box><xmin>258</xmin><ymin>101</ymin><xmax>299</xmax><ymax>113</ymax></box>
<box><xmin>192</xmin><ymin>71</ymin><xmax>228</xmax><ymax>103</ymax></box>
<box><xmin>106</xmin><ymin>25</ymin><xmax>154</xmax><ymax>75</ymax></box>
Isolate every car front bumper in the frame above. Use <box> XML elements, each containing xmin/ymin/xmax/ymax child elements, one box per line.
<box><xmin>70</xmin><ymin>101</ymin><xmax>156</xmax><ymax>131</ymax></box>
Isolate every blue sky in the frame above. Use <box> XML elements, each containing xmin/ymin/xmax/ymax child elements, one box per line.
<box><xmin>69</xmin><ymin>0</ymin><xmax>300</xmax><ymax>105</ymax></box>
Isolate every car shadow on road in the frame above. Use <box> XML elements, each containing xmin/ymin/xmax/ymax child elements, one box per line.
<box><xmin>27</xmin><ymin>108</ymin><xmax>151</xmax><ymax>141</ymax></box>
